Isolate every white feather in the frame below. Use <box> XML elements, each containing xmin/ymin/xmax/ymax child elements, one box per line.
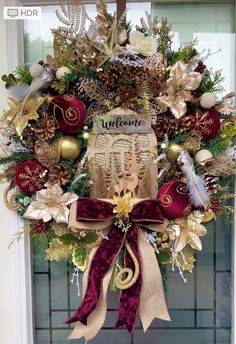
<box><xmin>187</xmin><ymin>174</ymin><xmax>210</xmax><ymax>209</ymax></box>
<box><xmin>178</xmin><ymin>150</ymin><xmax>210</xmax><ymax>210</ymax></box>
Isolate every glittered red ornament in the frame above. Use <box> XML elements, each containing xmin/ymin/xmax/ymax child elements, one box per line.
<box><xmin>190</xmin><ymin>108</ymin><xmax>221</xmax><ymax>141</ymax></box>
<box><xmin>157</xmin><ymin>180</ymin><xmax>192</xmax><ymax>219</ymax></box>
<box><xmin>15</xmin><ymin>160</ymin><xmax>48</xmax><ymax>194</ymax></box>
<box><xmin>48</xmin><ymin>94</ymin><xmax>87</xmax><ymax>133</ymax></box>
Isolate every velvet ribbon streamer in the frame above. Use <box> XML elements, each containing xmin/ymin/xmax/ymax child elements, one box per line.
<box><xmin>66</xmin><ymin>198</ymin><xmax>170</xmax><ymax>340</ymax></box>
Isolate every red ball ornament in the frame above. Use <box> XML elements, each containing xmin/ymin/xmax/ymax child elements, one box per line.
<box><xmin>15</xmin><ymin>160</ymin><xmax>48</xmax><ymax>194</ymax></box>
<box><xmin>157</xmin><ymin>180</ymin><xmax>192</xmax><ymax>219</ymax></box>
<box><xmin>48</xmin><ymin>94</ymin><xmax>87</xmax><ymax>133</ymax></box>
<box><xmin>190</xmin><ymin>108</ymin><xmax>221</xmax><ymax>141</ymax></box>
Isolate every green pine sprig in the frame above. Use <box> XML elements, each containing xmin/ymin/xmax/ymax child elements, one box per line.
<box><xmin>0</xmin><ymin>151</ymin><xmax>35</xmax><ymax>166</ymax></box>
<box><xmin>15</xmin><ymin>66</ymin><xmax>33</xmax><ymax>85</ymax></box>
<box><xmin>198</xmin><ymin>69</ymin><xmax>224</xmax><ymax>94</ymax></box>
<box><xmin>202</xmin><ymin>134</ymin><xmax>230</xmax><ymax>155</ymax></box>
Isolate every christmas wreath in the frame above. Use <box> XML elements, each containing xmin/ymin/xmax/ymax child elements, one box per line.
<box><xmin>1</xmin><ymin>0</ymin><xmax>236</xmax><ymax>340</ymax></box>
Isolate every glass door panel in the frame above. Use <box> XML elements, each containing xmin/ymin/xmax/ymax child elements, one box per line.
<box><xmin>24</xmin><ymin>2</ymin><xmax>235</xmax><ymax>343</ymax></box>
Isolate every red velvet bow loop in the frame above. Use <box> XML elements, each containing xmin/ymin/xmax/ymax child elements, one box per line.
<box><xmin>76</xmin><ymin>198</ymin><xmax>164</xmax><ymax>224</ymax></box>
<box><xmin>130</xmin><ymin>199</ymin><xmax>164</xmax><ymax>223</ymax></box>
<box><xmin>76</xmin><ymin>198</ymin><xmax>114</xmax><ymax>221</ymax></box>
<box><xmin>66</xmin><ymin>196</ymin><xmax>165</xmax><ymax>335</ymax></box>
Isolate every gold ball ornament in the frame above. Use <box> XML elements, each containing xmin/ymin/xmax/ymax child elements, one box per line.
<box><xmin>202</xmin><ymin>209</ymin><xmax>215</xmax><ymax>223</ymax></box>
<box><xmin>59</xmin><ymin>136</ymin><xmax>81</xmax><ymax>160</ymax></box>
<box><xmin>167</xmin><ymin>143</ymin><xmax>183</xmax><ymax>162</ymax></box>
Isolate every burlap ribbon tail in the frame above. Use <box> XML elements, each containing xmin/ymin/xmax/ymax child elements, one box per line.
<box><xmin>67</xmin><ymin>201</ymin><xmax>170</xmax><ymax>340</ymax></box>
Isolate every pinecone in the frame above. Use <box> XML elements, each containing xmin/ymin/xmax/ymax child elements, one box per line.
<box><xmin>48</xmin><ymin>165</ymin><xmax>70</xmax><ymax>186</ymax></box>
<box><xmin>168</xmin><ymin>115</ymin><xmax>192</xmax><ymax>136</ymax></box>
<box><xmin>22</xmin><ymin>126</ymin><xmax>38</xmax><ymax>152</ymax></box>
<box><xmin>117</xmin><ymin>85</ymin><xmax>138</xmax><ymax>109</ymax></box>
<box><xmin>204</xmin><ymin>173</ymin><xmax>219</xmax><ymax>194</ymax></box>
<box><xmin>33</xmin><ymin>117</ymin><xmax>56</xmax><ymax>141</ymax></box>
<box><xmin>124</xmin><ymin>66</ymin><xmax>146</xmax><ymax>85</ymax></box>
<box><xmin>152</xmin><ymin>116</ymin><xmax>170</xmax><ymax>140</ymax></box>
<box><xmin>32</xmin><ymin>219</ymin><xmax>50</xmax><ymax>233</ymax></box>
<box><xmin>99</xmin><ymin>63</ymin><xmax>125</xmax><ymax>87</ymax></box>
<box><xmin>153</xmin><ymin>115</ymin><xmax>192</xmax><ymax>141</ymax></box>
<box><xmin>163</xmin><ymin>164</ymin><xmax>184</xmax><ymax>182</ymax></box>
<box><xmin>210</xmin><ymin>196</ymin><xmax>224</xmax><ymax>215</ymax></box>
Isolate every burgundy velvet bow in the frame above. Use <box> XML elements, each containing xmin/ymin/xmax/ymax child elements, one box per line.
<box><xmin>65</xmin><ymin>198</ymin><xmax>164</xmax><ymax>334</ymax></box>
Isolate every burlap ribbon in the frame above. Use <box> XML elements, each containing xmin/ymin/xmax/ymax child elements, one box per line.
<box><xmin>67</xmin><ymin>200</ymin><xmax>170</xmax><ymax>340</ymax></box>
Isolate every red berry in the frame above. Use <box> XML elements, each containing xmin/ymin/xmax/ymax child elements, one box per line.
<box><xmin>32</xmin><ymin>220</ymin><xmax>50</xmax><ymax>233</ymax></box>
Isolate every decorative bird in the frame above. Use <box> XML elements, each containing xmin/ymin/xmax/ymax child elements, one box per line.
<box><xmin>14</xmin><ymin>66</ymin><xmax>54</xmax><ymax>123</ymax></box>
<box><xmin>177</xmin><ymin>150</ymin><xmax>210</xmax><ymax>210</ymax></box>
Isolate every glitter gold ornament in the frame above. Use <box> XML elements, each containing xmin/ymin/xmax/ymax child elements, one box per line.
<box><xmin>167</xmin><ymin>143</ymin><xmax>183</xmax><ymax>162</ymax></box>
<box><xmin>59</xmin><ymin>136</ymin><xmax>81</xmax><ymax>160</ymax></box>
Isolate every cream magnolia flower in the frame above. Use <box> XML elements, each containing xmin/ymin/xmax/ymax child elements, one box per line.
<box><xmin>24</xmin><ymin>184</ymin><xmax>78</xmax><ymax>223</ymax></box>
<box><xmin>127</xmin><ymin>31</ymin><xmax>157</xmax><ymax>57</ymax></box>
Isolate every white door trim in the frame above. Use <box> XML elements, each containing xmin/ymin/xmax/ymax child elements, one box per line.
<box><xmin>1</xmin><ymin>1</ymin><xmax>236</xmax><ymax>344</ymax></box>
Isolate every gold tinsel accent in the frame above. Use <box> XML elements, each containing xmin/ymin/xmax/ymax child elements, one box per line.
<box><xmin>177</xmin><ymin>246</ymin><xmax>196</xmax><ymax>273</ymax></box>
<box><xmin>51</xmin><ymin>223</ymin><xmax>68</xmax><ymax>237</ymax></box>
<box><xmin>35</xmin><ymin>140</ymin><xmax>60</xmax><ymax>169</ymax></box>
<box><xmin>203</xmin><ymin>155</ymin><xmax>236</xmax><ymax>176</ymax></box>
<box><xmin>78</xmin><ymin>78</ymin><xmax>110</xmax><ymax>104</ymax></box>
<box><xmin>46</xmin><ymin>239</ymin><xmax>74</xmax><ymax>261</ymax></box>
<box><xmin>182</xmin><ymin>134</ymin><xmax>202</xmax><ymax>156</ymax></box>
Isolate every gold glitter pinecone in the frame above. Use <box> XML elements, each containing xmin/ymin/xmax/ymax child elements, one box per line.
<box><xmin>153</xmin><ymin>115</ymin><xmax>192</xmax><ymax>141</ymax></box>
<box><xmin>33</xmin><ymin>117</ymin><xmax>56</xmax><ymax>141</ymax></box>
<box><xmin>48</xmin><ymin>165</ymin><xmax>70</xmax><ymax>186</ymax></box>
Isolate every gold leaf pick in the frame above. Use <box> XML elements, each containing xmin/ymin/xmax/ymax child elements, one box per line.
<box><xmin>5</xmin><ymin>96</ymin><xmax>46</xmax><ymax>136</ymax></box>
<box><xmin>46</xmin><ymin>239</ymin><xmax>74</xmax><ymax>261</ymax></box>
<box><xmin>177</xmin><ymin>246</ymin><xmax>196</xmax><ymax>273</ymax></box>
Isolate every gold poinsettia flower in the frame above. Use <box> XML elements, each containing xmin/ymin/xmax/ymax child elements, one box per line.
<box><xmin>24</xmin><ymin>184</ymin><xmax>78</xmax><ymax>223</ymax></box>
<box><xmin>113</xmin><ymin>192</ymin><xmax>134</xmax><ymax>219</ymax></box>
<box><xmin>156</xmin><ymin>61</ymin><xmax>203</xmax><ymax>119</ymax></box>
<box><xmin>169</xmin><ymin>211</ymin><xmax>207</xmax><ymax>252</ymax></box>
<box><xmin>5</xmin><ymin>96</ymin><xmax>46</xmax><ymax>136</ymax></box>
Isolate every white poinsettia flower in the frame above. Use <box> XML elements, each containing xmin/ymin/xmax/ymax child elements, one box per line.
<box><xmin>126</xmin><ymin>31</ymin><xmax>158</xmax><ymax>57</ymax></box>
<box><xmin>23</xmin><ymin>184</ymin><xmax>78</xmax><ymax>223</ymax></box>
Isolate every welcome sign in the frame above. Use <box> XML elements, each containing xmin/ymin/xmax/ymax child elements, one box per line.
<box><xmin>94</xmin><ymin>114</ymin><xmax>152</xmax><ymax>133</ymax></box>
